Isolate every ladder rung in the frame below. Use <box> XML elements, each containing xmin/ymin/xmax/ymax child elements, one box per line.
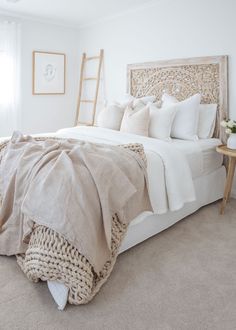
<box><xmin>86</xmin><ymin>56</ymin><xmax>100</xmax><ymax>61</ymax></box>
<box><xmin>83</xmin><ymin>77</ymin><xmax>97</xmax><ymax>81</ymax></box>
<box><xmin>80</xmin><ymin>99</ymin><xmax>94</xmax><ymax>103</ymax></box>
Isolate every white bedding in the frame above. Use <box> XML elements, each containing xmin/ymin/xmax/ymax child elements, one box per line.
<box><xmin>56</xmin><ymin>126</ymin><xmax>197</xmax><ymax>213</ymax></box>
<box><xmin>172</xmin><ymin>138</ymin><xmax>223</xmax><ymax>178</ymax></box>
<box><xmin>0</xmin><ymin>127</ymin><xmax>224</xmax><ymax>310</ymax></box>
<box><xmin>56</xmin><ymin>126</ymin><xmax>222</xmax><ymax>214</ymax></box>
<box><xmin>0</xmin><ymin>127</ymin><xmax>199</xmax><ymax>214</ymax></box>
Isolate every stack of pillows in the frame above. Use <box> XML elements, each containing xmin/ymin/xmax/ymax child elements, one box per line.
<box><xmin>96</xmin><ymin>93</ymin><xmax>217</xmax><ymax>141</ymax></box>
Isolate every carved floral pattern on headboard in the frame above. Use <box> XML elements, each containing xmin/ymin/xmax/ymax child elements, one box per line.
<box><xmin>127</xmin><ymin>56</ymin><xmax>228</xmax><ymax>141</ymax></box>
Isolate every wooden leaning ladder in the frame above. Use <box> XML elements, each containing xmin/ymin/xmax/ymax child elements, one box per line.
<box><xmin>75</xmin><ymin>49</ymin><xmax>104</xmax><ymax>126</ymax></box>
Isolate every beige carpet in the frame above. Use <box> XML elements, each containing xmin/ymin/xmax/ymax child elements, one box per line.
<box><xmin>0</xmin><ymin>199</ymin><xmax>236</xmax><ymax>330</ymax></box>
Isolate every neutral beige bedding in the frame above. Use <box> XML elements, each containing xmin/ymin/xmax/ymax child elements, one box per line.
<box><xmin>0</xmin><ymin>133</ymin><xmax>151</xmax><ymax>304</ymax></box>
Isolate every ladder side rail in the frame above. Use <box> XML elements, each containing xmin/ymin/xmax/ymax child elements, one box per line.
<box><xmin>75</xmin><ymin>53</ymin><xmax>86</xmax><ymax>125</ymax></box>
<box><xmin>91</xmin><ymin>49</ymin><xmax>104</xmax><ymax>126</ymax></box>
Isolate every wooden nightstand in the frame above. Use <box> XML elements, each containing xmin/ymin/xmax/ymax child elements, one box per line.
<box><xmin>216</xmin><ymin>145</ymin><xmax>236</xmax><ymax>214</ymax></box>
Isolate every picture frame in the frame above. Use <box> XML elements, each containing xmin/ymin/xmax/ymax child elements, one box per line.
<box><xmin>32</xmin><ymin>51</ymin><xmax>66</xmax><ymax>95</ymax></box>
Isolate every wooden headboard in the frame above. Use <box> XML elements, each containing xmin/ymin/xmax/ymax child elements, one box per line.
<box><xmin>127</xmin><ymin>55</ymin><xmax>228</xmax><ymax>142</ymax></box>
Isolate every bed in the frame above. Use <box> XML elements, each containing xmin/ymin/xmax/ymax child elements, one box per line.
<box><xmin>0</xmin><ymin>55</ymin><xmax>228</xmax><ymax>310</ymax></box>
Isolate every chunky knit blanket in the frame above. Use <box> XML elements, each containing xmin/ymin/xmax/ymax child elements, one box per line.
<box><xmin>0</xmin><ymin>137</ymin><xmax>147</xmax><ymax>305</ymax></box>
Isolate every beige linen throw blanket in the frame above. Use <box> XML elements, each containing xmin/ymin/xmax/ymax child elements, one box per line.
<box><xmin>0</xmin><ymin>132</ymin><xmax>152</xmax><ymax>304</ymax></box>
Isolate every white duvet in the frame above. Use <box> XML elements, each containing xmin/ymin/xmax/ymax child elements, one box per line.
<box><xmin>56</xmin><ymin>126</ymin><xmax>197</xmax><ymax>214</ymax></box>
<box><xmin>1</xmin><ymin>126</ymin><xmax>221</xmax><ymax>214</ymax></box>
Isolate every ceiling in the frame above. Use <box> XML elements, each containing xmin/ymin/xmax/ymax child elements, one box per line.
<box><xmin>0</xmin><ymin>0</ymin><xmax>156</xmax><ymax>28</ymax></box>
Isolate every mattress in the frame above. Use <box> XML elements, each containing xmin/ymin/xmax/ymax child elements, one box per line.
<box><xmin>172</xmin><ymin>138</ymin><xmax>223</xmax><ymax>178</ymax></box>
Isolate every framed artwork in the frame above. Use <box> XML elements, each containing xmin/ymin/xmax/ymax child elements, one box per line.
<box><xmin>32</xmin><ymin>51</ymin><xmax>66</xmax><ymax>95</ymax></box>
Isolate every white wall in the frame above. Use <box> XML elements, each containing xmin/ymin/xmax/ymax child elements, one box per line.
<box><xmin>77</xmin><ymin>0</ymin><xmax>236</xmax><ymax>196</ymax></box>
<box><xmin>77</xmin><ymin>0</ymin><xmax>236</xmax><ymax>115</ymax></box>
<box><xmin>20</xmin><ymin>20</ymin><xmax>79</xmax><ymax>134</ymax></box>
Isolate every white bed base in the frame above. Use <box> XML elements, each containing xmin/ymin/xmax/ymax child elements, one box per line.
<box><xmin>48</xmin><ymin>166</ymin><xmax>225</xmax><ymax>310</ymax></box>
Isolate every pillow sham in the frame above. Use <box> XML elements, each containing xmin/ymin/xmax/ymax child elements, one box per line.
<box><xmin>117</xmin><ymin>94</ymin><xmax>156</xmax><ymax>107</ymax></box>
<box><xmin>162</xmin><ymin>93</ymin><xmax>201</xmax><ymax>140</ymax></box>
<box><xmin>149</xmin><ymin>103</ymin><xmax>177</xmax><ymax>141</ymax></box>
<box><xmin>132</xmin><ymin>99</ymin><xmax>147</xmax><ymax>111</ymax></box>
<box><xmin>112</xmin><ymin>99</ymin><xmax>133</xmax><ymax>109</ymax></box>
<box><xmin>162</xmin><ymin>93</ymin><xmax>178</xmax><ymax>106</ymax></box>
<box><xmin>198</xmin><ymin>104</ymin><xmax>217</xmax><ymax>139</ymax></box>
<box><xmin>162</xmin><ymin>93</ymin><xmax>217</xmax><ymax>139</ymax></box>
<box><xmin>120</xmin><ymin>105</ymin><xmax>150</xmax><ymax>136</ymax></box>
<box><xmin>97</xmin><ymin>104</ymin><xmax>125</xmax><ymax>130</ymax></box>
<box><xmin>133</xmin><ymin>95</ymin><xmax>156</xmax><ymax>105</ymax></box>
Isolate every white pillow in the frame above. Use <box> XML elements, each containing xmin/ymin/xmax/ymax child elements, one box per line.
<box><xmin>162</xmin><ymin>93</ymin><xmax>201</xmax><ymax>140</ymax></box>
<box><xmin>162</xmin><ymin>93</ymin><xmax>178</xmax><ymax>106</ymax></box>
<box><xmin>132</xmin><ymin>99</ymin><xmax>147</xmax><ymax>111</ymax></box>
<box><xmin>163</xmin><ymin>93</ymin><xmax>217</xmax><ymax>139</ymax></box>
<box><xmin>198</xmin><ymin>104</ymin><xmax>217</xmax><ymax>139</ymax></box>
<box><xmin>120</xmin><ymin>105</ymin><xmax>150</xmax><ymax>136</ymax></box>
<box><xmin>133</xmin><ymin>96</ymin><xmax>157</xmax><ymax>111</ymax></box>
<box><xmin>113</xmin><ymin>99</ymin><xmax>133</xmax><ymax>109</ymax></box>
<box><xmin>134</xmin><ymin>95</ymin><xmax>156</xmax><ymax>105</ymax></box>
<box><xmin>117</xmin><ymin>94</ymin><xmax>156</xmax><ymax>107</ymax></box>
<box><xmin>97</xmin><ymin>104</ymin><xmax>125</xmax><ymax>130</ymax></box>
<box><xmin>149</xmin><ymin>103</ymin><xmax>177</xmax><ymax>141</ymax></box>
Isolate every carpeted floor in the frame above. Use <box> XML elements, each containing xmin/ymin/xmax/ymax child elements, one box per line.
<box><xmin>0</xmin><ymin>199</ymin><xmax>236</xmax><ymax>330</ymax></box>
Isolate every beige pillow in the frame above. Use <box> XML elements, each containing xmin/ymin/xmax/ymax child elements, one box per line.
<box><xmin>97</xmin><ymin>104</ymin><xmax>125</xmax><ymax>130</ymax></box>
<box><xmin>120</xmin><ymin>106</ymin><xmax>150</xmax><ymax>136</ymax></box>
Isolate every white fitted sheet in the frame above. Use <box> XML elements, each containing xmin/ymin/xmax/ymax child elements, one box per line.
<box><xmin>171</xmin><ymin>138</ymin><xmax>223</xmax><ymax>178</ymax></box>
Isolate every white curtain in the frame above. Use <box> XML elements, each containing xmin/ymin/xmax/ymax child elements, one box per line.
<box><xmin>0</xmin><ymin>18</ymin><xmax>20</xmax><ymax>137</ymax></box>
